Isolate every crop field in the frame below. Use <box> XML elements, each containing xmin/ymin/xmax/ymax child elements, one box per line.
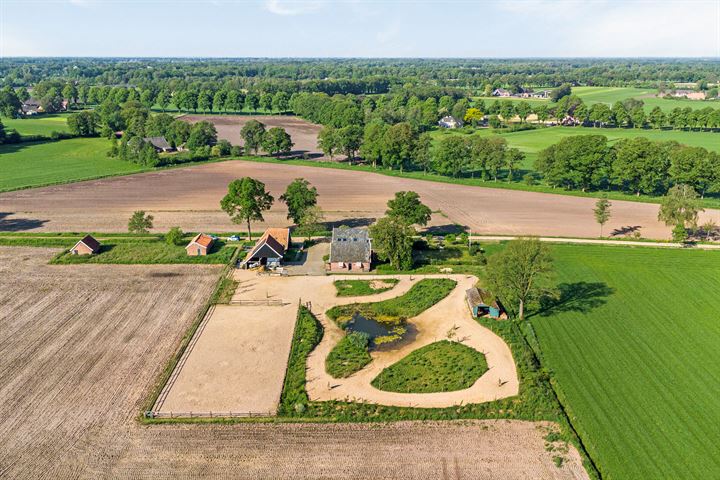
<box><xmin>1</xmin><ymin>158</ymin><xmax>712</xmax><ymax>239</ymax></box>
<box><xmin>1</xmin><ymin>113</ymin><xmax>70</xmax><ymax>136</ymax></box>
<box><xmin>180</xmin><ymin>114</ymin><xmax>325</xmax><ymax>159</ymax></box>
<box><xmin>531</xmin><ymin>245</ymin><xmax>720</xmax><ymax>479</ymax></box>
<box><xmin>0</xmin><ymin>247</ymin><xmax>588</xmax><ymax>479</ymax></box>
<box><xmin>0</xmin><ymin>137</ymin><xmax>145</xmax><ymax>191</ymax></box>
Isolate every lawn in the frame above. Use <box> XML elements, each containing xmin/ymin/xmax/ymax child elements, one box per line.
<box><xmin>0</xmin><ymin>232</ymin><xmax>237</xmax><ymax>264</ymax></box>
<box><xmin>474</xmin><ymin>86</ymin><xmax>717</xmax><ymax>114</ymax></box>
<box><xmin>333</xmin><ymin>278</ymin><xmax>399</xmax><ymax>297</ymax></box>
<box><xmin>371</xmin><ymin>340</ymin><xmax>488</xmax><ymax>393</ymax></box>
<box><xmin>0</xmin><ymin>138</ymin><xmax>146</xmax><ymax>191</ymax></box>
<box><xmin>325</xmin><ymin>332</ymin><xmax>372</xmax><ymax>378</ymax></box>
<box><xmin>52</xmin><ymin>238</ymin><xmax>236</xmax><ymax>264</ymax></box>
<box><xmin>1</xmin><ymin>113</ymin><xmax>71</xmax><ymax>136</ymax></box>
<box><xmin>326</xmin><ymin>278</ymin><xmax>457</xmax><ymax>327</ymax></box>
<box><xmin>530</xmin><ymin>244</ymin><xmax>720</xmax><ymax>479</ymax></box>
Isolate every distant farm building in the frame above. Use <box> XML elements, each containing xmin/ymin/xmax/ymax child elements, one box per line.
<box><xmin>531</xmin><ymin>90</ymin><xmax>551</xmax><ymax>99</ymax></box>
<box><xmin>186</xmin><ymin>233</ymin><xmax>215</xmax><ymax>256</ymax></box>
<box><xmin>329</xmin><ymin>226</ymin><xmax>372</xmax><ymax>272</ymax></box>
<box><xmin>71</xmin><ymin>235</ymin><xmax>101</xmax><ymax>255</ymax></box>
<box><xmin>438</xmin><ymin>115</ymin><xmax>463</xmax><ymax>129</ymax></box>
<box><xmin>465</xmin><ymin>287</ymin><xmax>507</xmax><ymax>320</ymax></box>
<box><xmin>492</xmin><ymin>88</ymin><xmax>511</xmax><ymax>97</ymax></box>
<box><xmin>240</xmin><ymin>228</ymin><xmax>291</xmax><ymax>269</ymax></box>
<box><xmin>560</xmin><ymin>115</ymin><xmax>580</xmax><ymax>126</ymax></box>
<box><xmin>21</xmin><ymin>99</ymin><xmax>43</xmax><ymax>115</ymax></box>
<box><xmin>143</xmin><ymin>136</ymin><xmax>174</xmax><ymax>152</ymax></box>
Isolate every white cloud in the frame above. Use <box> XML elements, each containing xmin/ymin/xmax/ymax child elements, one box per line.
<box><xmin>263</xmin><ymin>0</ymin><xmax>325</xmax><ymax>16</ymax></box>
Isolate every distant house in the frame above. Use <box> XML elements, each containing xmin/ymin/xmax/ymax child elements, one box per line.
<box><xmin>438</xmin><ymin>115</ymin><xmax>463</xmax><ymax>129</ymax></box>
<box><xmin>186</xmin><ymin>233</ymin><xmax>215</xmax><ymax>256</ymax></box>
<box><xmin>329</xmin><ymin>226</ymin><xmax>372</xmax><ymax>272</ymax></box>
<box><xmin>531</xmin><ymin>90</ymin><xmax>551</xmax><ymax>99</ymax></box>
<box><xmin>143</xmin><ymin>136</ymin><xmax>174</xmax><ymax>152</ymax></box>
<box><xmin>21</xmin><ymin>99</ymin><xmax>42</xmax><ymax>116</ymax></box>
<box><xmin>71</xmin><ymin>235</ymin><xmax>101</xmax><ymax>255</ymax></box>
<box><xmin>465</xmin><ymin>287</ymin><xmax>507</xmax><ymax>320</ymax></box>
<box><xmin>492</xmin><ymin>88</ymin><xmax>511</xmax><ymax>97</ymax></box>
<box><xmin>560</xmin><ymin>115</ymin><xmax>580</xmax><ymax>126</ymax></box>
<box><xmin>666</xmin><ymin>90</ymin><xmax>707</xmax><ymax>100</ymax></box>
<box><xmin>240</xmin><ymin>228</ymin><xmax>291</xmax><ymax>269</ymax></box>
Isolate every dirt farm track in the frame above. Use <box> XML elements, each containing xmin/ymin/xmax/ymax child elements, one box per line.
<box><xmin>0</xmin><ymin>247</ymin><xmax>589</xmax><ymax>479</ymax></box>
<box><xmin>2</xmin><ymin>159</ymin><xmax>716</xmax><ymax>239</ymax></box>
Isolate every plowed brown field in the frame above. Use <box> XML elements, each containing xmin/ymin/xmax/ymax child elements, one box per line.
<box><xmin>181</xmin><ymin>114</ymin><xmax>324</xmax><ymax>159</ymax></box>
<box><xmin>2</xmin><ymin>159</ymin><xmax>716</xmax><ymax>239</ymax></box>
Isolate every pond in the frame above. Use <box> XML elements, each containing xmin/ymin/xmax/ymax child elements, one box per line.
<box><xmin>344</xmin><ymin>312</ymin><xmax>406</xmax><ymax>348</ymax></box>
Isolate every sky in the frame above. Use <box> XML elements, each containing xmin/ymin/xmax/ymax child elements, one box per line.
<box><xmin>1</xmin><ymin>0</ymin><xmax>719</xmax><ymax>58</ymax></box>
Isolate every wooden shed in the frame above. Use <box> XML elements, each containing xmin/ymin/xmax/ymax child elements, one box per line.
<box><xmin>71</xmin><ymin>235</ymin><xmax>101</xmax><ymax>255</ymax></box>
<box><xmin>466</xmin><ymin>287</ymin><xmax>506</xmax><ymax>319</ymax></box>
<box><xmin>185</xmin><ymin>233</ymin><xmax>215</xmax><ymax>256</ymax></box>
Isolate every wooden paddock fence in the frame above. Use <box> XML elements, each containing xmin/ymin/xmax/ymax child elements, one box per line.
<box><xmin>229</xmin><ymin>299</ymin><xmax>284</xmax><ymax>306</ymax></box>
<box><xmin>145</xmin><ymin>410</ymin><xmax>274</xmax><ymax>419</ymax></box>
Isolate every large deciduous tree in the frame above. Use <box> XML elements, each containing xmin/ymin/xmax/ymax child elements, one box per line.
<box><xmin>220</xmin><ymin>177</ymin><xmax>274</xmax><ymax>240</ymax></box>
<box><xmin>370</xmin><ymin>217</ymin><xmax>415</xmax><ymax>271</ymax></box>
<box><xmin>240</xmin><ymin>120</ymin><xmax>266</xmax><ymax>155</ymax></box>
<box><xmin>280</xmin><ymin>178</ymin><xmax>318</xmax><ymax>225</ymax></box>
<box><xmin>486</xmin><ymin>237</ymin><xmax>554</xmax><ymax>320</ymax></box>
<box><xmin>261</xmin><ymin>127</ymin><xmax>293</xmax><ymax>156</ymax></box>
<box><xmin>386</xmin><ymin>191</ymin><xmax>432</xmax><ymax>227</ymax></box>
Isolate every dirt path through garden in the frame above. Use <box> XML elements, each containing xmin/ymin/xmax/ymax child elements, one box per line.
<box><xmin>230</xmin><ymin>271</ymin><xmax>519</xmax><ymax>408</ymax></box>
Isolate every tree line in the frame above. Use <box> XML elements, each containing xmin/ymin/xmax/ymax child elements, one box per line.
<box><xmin>536</xmin><ymin>135</ymin><xmax>719</xmax><ymax>198</ymax></box>
<box><xmin>3</xmin><ymin>58</ymin><xmax>719</xmax><ymax>93</ymax></box>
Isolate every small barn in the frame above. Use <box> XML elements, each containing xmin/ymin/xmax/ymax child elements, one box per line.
<box><xmin>329</xmin><ymin>226</ymin><xmax>372</xmax><ymax>272</ymax></box>
<box><xmin>438</xmin><ymin>115</ymin><xmax>463</xmax><ymax>129</ymax></box>
<box><xmin>240</xmin><ymin>228</ymin><xmax>291</xmax><ymax>269</ymax></box>
<box><xmin>466</xmin><ymin>287</ymin><xmax>507</xmax><ymax>319</ymax></box>
<box><xmin>186</xmin><ymin>233</ymin><xmax>215</xmax><ymax>256</ymax></box>
<box><xmin>71</xmin><ymin>235</ymin><xmax>101</xmax><ymax>255</ymax></box>
<box><xmin>143</xmin><ymin>136</ymin><xmax>174</xmax><ymax>152</ymax></box>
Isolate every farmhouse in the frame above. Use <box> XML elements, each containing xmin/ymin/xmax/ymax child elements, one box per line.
<box><xmin>186</xmin><ymin>233</ymin><xmax>215</xmax><ymax>256</ymax></box>
<box><xmin>465</xmin><ymin>287</ymin><xmax>506</xmax><ymax>320</ymax></box>
<box><xmin>670</xmin><ymin>90</ymin><xmax>706</xmax><ymax>100</ymax></box>
<box><xmin>240</xmin><ymin>228</ymin><xmax>291</xmax><ymax>269</ymax></box>
<box><xmin>21</xmin><ymin>99</ymin><xmax>42</xmax><ymax>115</ymax></box>
<box><xmin>329</xmin><ymin>226</ymin><xmax>372</xmax><ymax>272</ymax></box>
<box><xmin>143</xmin><ymin>136</ymin><xmax>174</xmax><ymax>152</ymax></box>
<box><xmin>71</xmin><ymin>235</ymin><xmax>101</xmax><ymax>255</ymax></box>
<box><xmin>492</xmin><ymin>88</ymin><xmax>511</xmax><ymax>97</ymax></box>
<box><xmin>531</xmin><ymin>90</ymin><xmax>551</xmax><ymax>99</ymax></box>
<box><xmin>438</xmin><ymin>115</ymin><xmax>463</xmax><ymax>129</ymax></box>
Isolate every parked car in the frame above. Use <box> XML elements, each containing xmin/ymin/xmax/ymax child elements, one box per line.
<box><xmin>227</xmin><ymin>235</ymin><xmax>241</xmax><ymax>242</ymax></box>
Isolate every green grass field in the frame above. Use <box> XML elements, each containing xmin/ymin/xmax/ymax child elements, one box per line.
<box><xmin>1</xmin><ymin>114</ymin><xmax>71</xmax><ymax>136</ymax></box>
<box><xmin>334</xmin><ymin>278</ymin><xmax>399</xmax><ymax>297</ymax></box>
<box><xmin>474</xmin><ymin>86</ymin><xmax>717</xmax><ymax>113</ymax></box>
<box><xmin>531</xmin><ymin>245</ymin><xmax>720</xmax><ymax>479</ymax></box>
<box><xmin>432</xmin><ymin>126</ymin><xmax>719</xmax><ymax>169</ymax></box>
<box><xmin>371</xmin><ymin>340</ymin><xmax>488</xmax><ymax>393</ymax></box>
<box><xmin>0</xmin><ymin>138</ymin><xmax>146</xmax><ymax>191</ymax></box>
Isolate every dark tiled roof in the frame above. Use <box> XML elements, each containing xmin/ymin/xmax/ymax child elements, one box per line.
<box><xmin>330</xmin><ymin>227</ymin><xmax>371</xmax><ymax>264</ymax></box>
<box><xmin>76</xmin><ymin>234</ymin><xmax>101</xmax><ymax>252</ymax></box>
<box><xmin>143</xmin><ymin>136</ymin><xmax>172</xmax><ymax>150</ymax></box>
